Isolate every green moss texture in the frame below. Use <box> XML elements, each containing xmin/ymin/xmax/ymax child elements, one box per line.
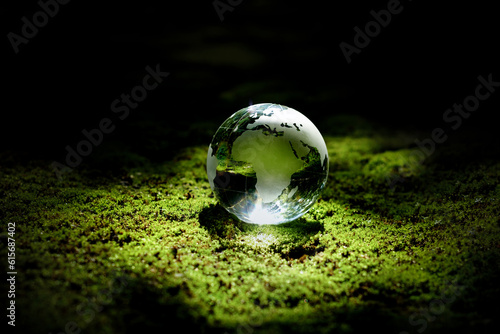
<box><xmin>1</xmin><ymin>115</ymin><xmax>499</xmax><ymax>334</ymax></box>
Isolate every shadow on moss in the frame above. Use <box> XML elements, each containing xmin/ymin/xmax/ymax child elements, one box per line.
<box><xmin>198</xmin><ymin>204</ymin><xmax>325</xmax><ymax>260</ymax></box>
<box><xmin>117</xmin><ymin>277</ymin><xmax>209</xmax><ymax>334</ymax></box>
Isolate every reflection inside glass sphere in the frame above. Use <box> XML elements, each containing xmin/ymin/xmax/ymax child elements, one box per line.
<box><xmin>207</xmin><ymin>103</ymin><xmax>329</xmax><ymax>225</ymax></box>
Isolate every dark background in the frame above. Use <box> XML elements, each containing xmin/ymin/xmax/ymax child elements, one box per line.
<box><xmin>2</xmin><ymin>0</ymin><xmax>499</xmax><ymax>163</ymax></box>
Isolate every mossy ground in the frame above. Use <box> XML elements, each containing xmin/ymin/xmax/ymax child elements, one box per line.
<box><xmin>1</xmin><ymin>115</ymin><xmax>499</xmax><ymax>334</ymax></box>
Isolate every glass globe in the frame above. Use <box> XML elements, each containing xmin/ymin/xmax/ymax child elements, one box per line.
<box><xmin>207</xmin><ymin>103</ymin><xmax>329</xmax><ymax>225</ymax></box>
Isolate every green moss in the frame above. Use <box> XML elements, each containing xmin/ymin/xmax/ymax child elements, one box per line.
<box><xmin>1</xmin><ymin>117</ymin><xmax>499</xmax><ymax>334</ymax></box>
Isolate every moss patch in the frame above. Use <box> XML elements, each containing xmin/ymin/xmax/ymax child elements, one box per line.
<box><xmin>1</xmin><ymin>116</ymin><xmax>499</xmax><ymax>334</ymax></box>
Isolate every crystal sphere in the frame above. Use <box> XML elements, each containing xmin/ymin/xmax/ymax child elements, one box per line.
<box><xmin>207</xmin><ymin>103</ymin><xmax>329</xmax><ymax>225</ymax></box>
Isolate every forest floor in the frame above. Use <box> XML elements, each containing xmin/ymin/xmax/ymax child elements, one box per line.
<box><xmin>1</xmin><ymin>114</ymin><xmax>499</xmax><ymax>334</ymax></box>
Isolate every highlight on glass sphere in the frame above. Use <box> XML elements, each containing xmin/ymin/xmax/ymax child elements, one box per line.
<box><xmin>206</xmin><ymin>103</ymin><xmax>329</xmax><ymax>225</ymax></box>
